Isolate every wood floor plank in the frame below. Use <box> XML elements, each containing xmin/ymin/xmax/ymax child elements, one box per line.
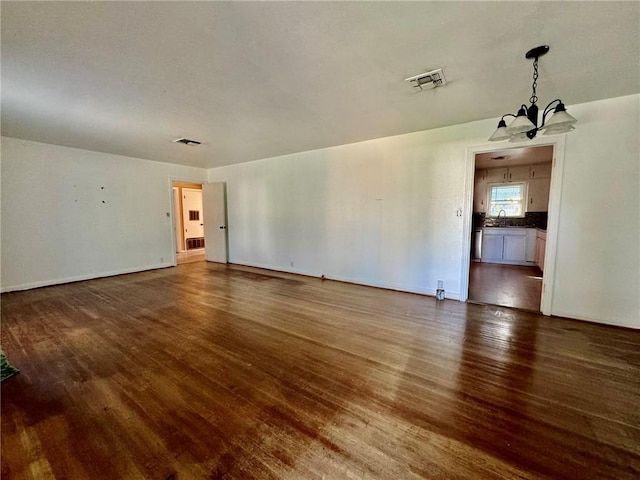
<box><xmin>2</xmin><ymin>263</ymin><xmax>639</xmax><ymax>479</ymax></box>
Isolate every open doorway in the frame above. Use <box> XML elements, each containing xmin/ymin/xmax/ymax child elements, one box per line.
<box><xmin>467</xmin><ymin>145</ymin><xmax>553</xmax><ymax>312</ymax></box>
<box><xmin>172</xmin><ymin>182</ymin><xmax>206</xmax><ymax>265</ymax></box>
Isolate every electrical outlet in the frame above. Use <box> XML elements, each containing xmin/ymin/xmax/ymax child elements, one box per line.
<box><xmin>160</xmin><ymin>257</ymin><xmax>164</xmax><ymax>263</ymax></box>
<box><xmin>290</xmin><ymin>261</ymin><xmax>294</xmax><ymax>267</ymax></box>
<box><xmin>436</xmin><ymin>280</ymin><xmax>445</xmax><ymax>301</ymax></box>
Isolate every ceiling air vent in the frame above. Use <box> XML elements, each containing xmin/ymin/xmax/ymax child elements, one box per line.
<box><xmin>173</xmin><ymin>137</ymin><xmax>201</xmax><ymax>146</ymax></box>
<box><xmin>405</xmin><ymin>68</ymin><xmax>447</xmax><ymax>91</ymax></box>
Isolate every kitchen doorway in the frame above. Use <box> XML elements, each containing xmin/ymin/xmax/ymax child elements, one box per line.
<box><xmin>464</xmin><ymin>143</ymin><xmax>557</xmax><ymax>312</ymax></box>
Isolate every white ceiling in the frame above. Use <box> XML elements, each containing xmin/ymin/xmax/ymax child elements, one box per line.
<box><xmin>2</xmin><ymin>1</ymin><xmax>639</xmax><ymax>169</ymax></box>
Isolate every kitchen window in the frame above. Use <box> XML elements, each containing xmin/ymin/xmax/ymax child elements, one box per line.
<box><xmin>488</xmin><ymin>183</ymin><xmax>526</xmax><ymax>217</ymax></box>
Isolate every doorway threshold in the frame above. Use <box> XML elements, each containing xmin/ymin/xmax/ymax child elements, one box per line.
<box><xmin>177</xmin><ymin>249</ymin><xmax>205</xmax><ymax>265</ymax></box>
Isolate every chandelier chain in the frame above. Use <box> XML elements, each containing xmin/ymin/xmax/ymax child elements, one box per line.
<box><xmin>530</xmin><ymin>57</ymin><xmax>539</xmax><ymax>105</ymax></box>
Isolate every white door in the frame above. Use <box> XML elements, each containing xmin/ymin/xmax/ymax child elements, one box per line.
<box><xmin>182</xmin><ymin>188</ymin><xmax>204</xmax><ymax>242</ymax></box>
<box><xmin>203</xmin><ymin>182</ymin><xmax>228</xmax><ymax>263</ymax></box>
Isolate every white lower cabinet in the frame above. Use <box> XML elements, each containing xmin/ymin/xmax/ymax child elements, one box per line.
<box><xmin>525</xmin><ymin>229</ymin><xmax>537</xmax><ymax>262</ymax></box>
<box><xmin>482</xmin><ymin>235</ymin><xmax>504</xmax><ymax>261</ymax></box>
<box><xmin>481</xmin><ymin>228</ymin><xmax>537</xmax><ymax>265</ymax></box>
<box><xmin>503</xmin><ymin>235</ymin><xmax>526</xmax><ymax>261</ymax></box>
<box><xmin>535</xmin><ymin>230</ymin><xmax>547</xmax><ymax>271</ymax></box>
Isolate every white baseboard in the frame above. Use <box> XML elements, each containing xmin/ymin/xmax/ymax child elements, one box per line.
<box><xmin>228</xmin><ymin>260</ymin><xmax>461</xmax><ymax>300</ymax></box>
<box><xmin>0</xmin><ymin>263</ymin><xmax>174</xmax><ymax>293</ymax></box>
<box><xmin>2</xmin><ymin>258</ymin><xmax>463</xmax><ymax>302</ymax></box>
<box><xmin>548</xmin><ymin>309</ymin><xmax>639</xmax><ymax>330</ymax></box>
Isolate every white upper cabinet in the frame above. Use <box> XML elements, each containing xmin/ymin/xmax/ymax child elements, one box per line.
<box><xmin>485</xmin><ymin>163</ymin><xmax>552</xmax><ymax>183</ymax></box>
<box><xmin>476</xmin><ymin>162</ymin><xmax>552</xmax><ymax>212</ymax></box>
<box><xmin>507</xmin><ymin>165</ymin><xmax>530</xmax><ymax>182</ymax></box>
<box><xmin>474</xmin><ymin>178</ymin><xmax>487</xmax><ymax>212</ymax></box>
<box><xmin>486</xmin><ymin>168</ymin><xmax>508</xmax><ymax>182</ymax></box>
<box><xmin>530</xmin><ymin>163</ymin><xmax>552</xmax><ymax>179</ymax></box>
<box><xmin>527</xmin><ymin>178</ymin><xmax>551</xmax><ymax>212</ymax></box>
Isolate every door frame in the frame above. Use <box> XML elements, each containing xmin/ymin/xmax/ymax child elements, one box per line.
<box><xmin>168</xmin><ymin>177</ymin><xmax>205</xmax><ymax>266</ymax></box>
<box><xmin>172</xmin><ymin>187</ymin><xmax>182</xmax><ymax>253</ymax></box>
<box><xmin>460</xmin><ymin>136</ymin><xmax>566</xmax><ymax>315</ymax></box>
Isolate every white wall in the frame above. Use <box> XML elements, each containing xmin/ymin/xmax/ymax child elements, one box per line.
<box><xmin>209</xmin><ymin>123</ymin><xmax>484</xmax><ymax>298</ymax></box>
<box><xmin>549</xmin><ymin>94</ymin><xmax>639</xmax><ymax>328</ymax></box>
<box><xmin>2</xmin><ymin>96</ymin><xmax>637</xmax><ymax>329</ymax></box>
<box><xmin>1</xmin><ymin>137</ymin><xmax>207</xmax><ymax>291</ymax></box>
<box><xmin>209</xmin><ymin>94</ymin><xmax>640</xmax><ymax>329</ymax></box>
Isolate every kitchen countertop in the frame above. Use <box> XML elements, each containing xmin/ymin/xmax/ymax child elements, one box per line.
<box><xmin>482</xmin><ymin>227</ymin><xmax>531</xmax><ymax>234</ymax></box>
<box><xmin>482</xmin><ymin>225</ymin><xmax>538</xmax><ymax>229</ymax></box>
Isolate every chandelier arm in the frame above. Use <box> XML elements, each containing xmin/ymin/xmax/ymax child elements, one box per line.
<box><xmin>540</xmin><ymin>99</ymin><xmax>564</xmax><ymax>127</ymax></box>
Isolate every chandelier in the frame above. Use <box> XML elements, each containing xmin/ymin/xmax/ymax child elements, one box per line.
<box><xmin>489</xmin><ymin>45</ymin><xmax>577</xmax><ymax>142</ymax></box>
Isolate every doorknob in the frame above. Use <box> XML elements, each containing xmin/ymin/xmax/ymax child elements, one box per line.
<box><xmin>219</xmin><ymin>226</ymin><xmax>226</xmax><ymax>229</ymax></box>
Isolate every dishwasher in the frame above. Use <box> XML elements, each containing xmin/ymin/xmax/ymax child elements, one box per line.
<box><xmin>472</xmin><ymin>228</ymin><xmax>482</xmax><ymax>260</ymax></box>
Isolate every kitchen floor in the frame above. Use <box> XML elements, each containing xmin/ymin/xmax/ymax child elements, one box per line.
<box><xmin>468</xmin><ymin>262</ymin><xmax>543</xmax><ymax>311</ymax></box>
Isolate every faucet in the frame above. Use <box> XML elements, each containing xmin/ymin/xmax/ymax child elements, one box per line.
<box><xmin>497</xmin><ymin>210</ymin><xmax>506</xmax><ymax>224</ymax></box>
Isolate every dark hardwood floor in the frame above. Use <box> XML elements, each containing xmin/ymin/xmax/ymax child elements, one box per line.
<box><xmin>2</xmin><ymin>263</ymin><xmax>639</xmax><ymax>479</ymax></box>
<box><xmin>469</xmin><ymin>262</ymin><xmax>543</xmax><ymax>312</ymax></box>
